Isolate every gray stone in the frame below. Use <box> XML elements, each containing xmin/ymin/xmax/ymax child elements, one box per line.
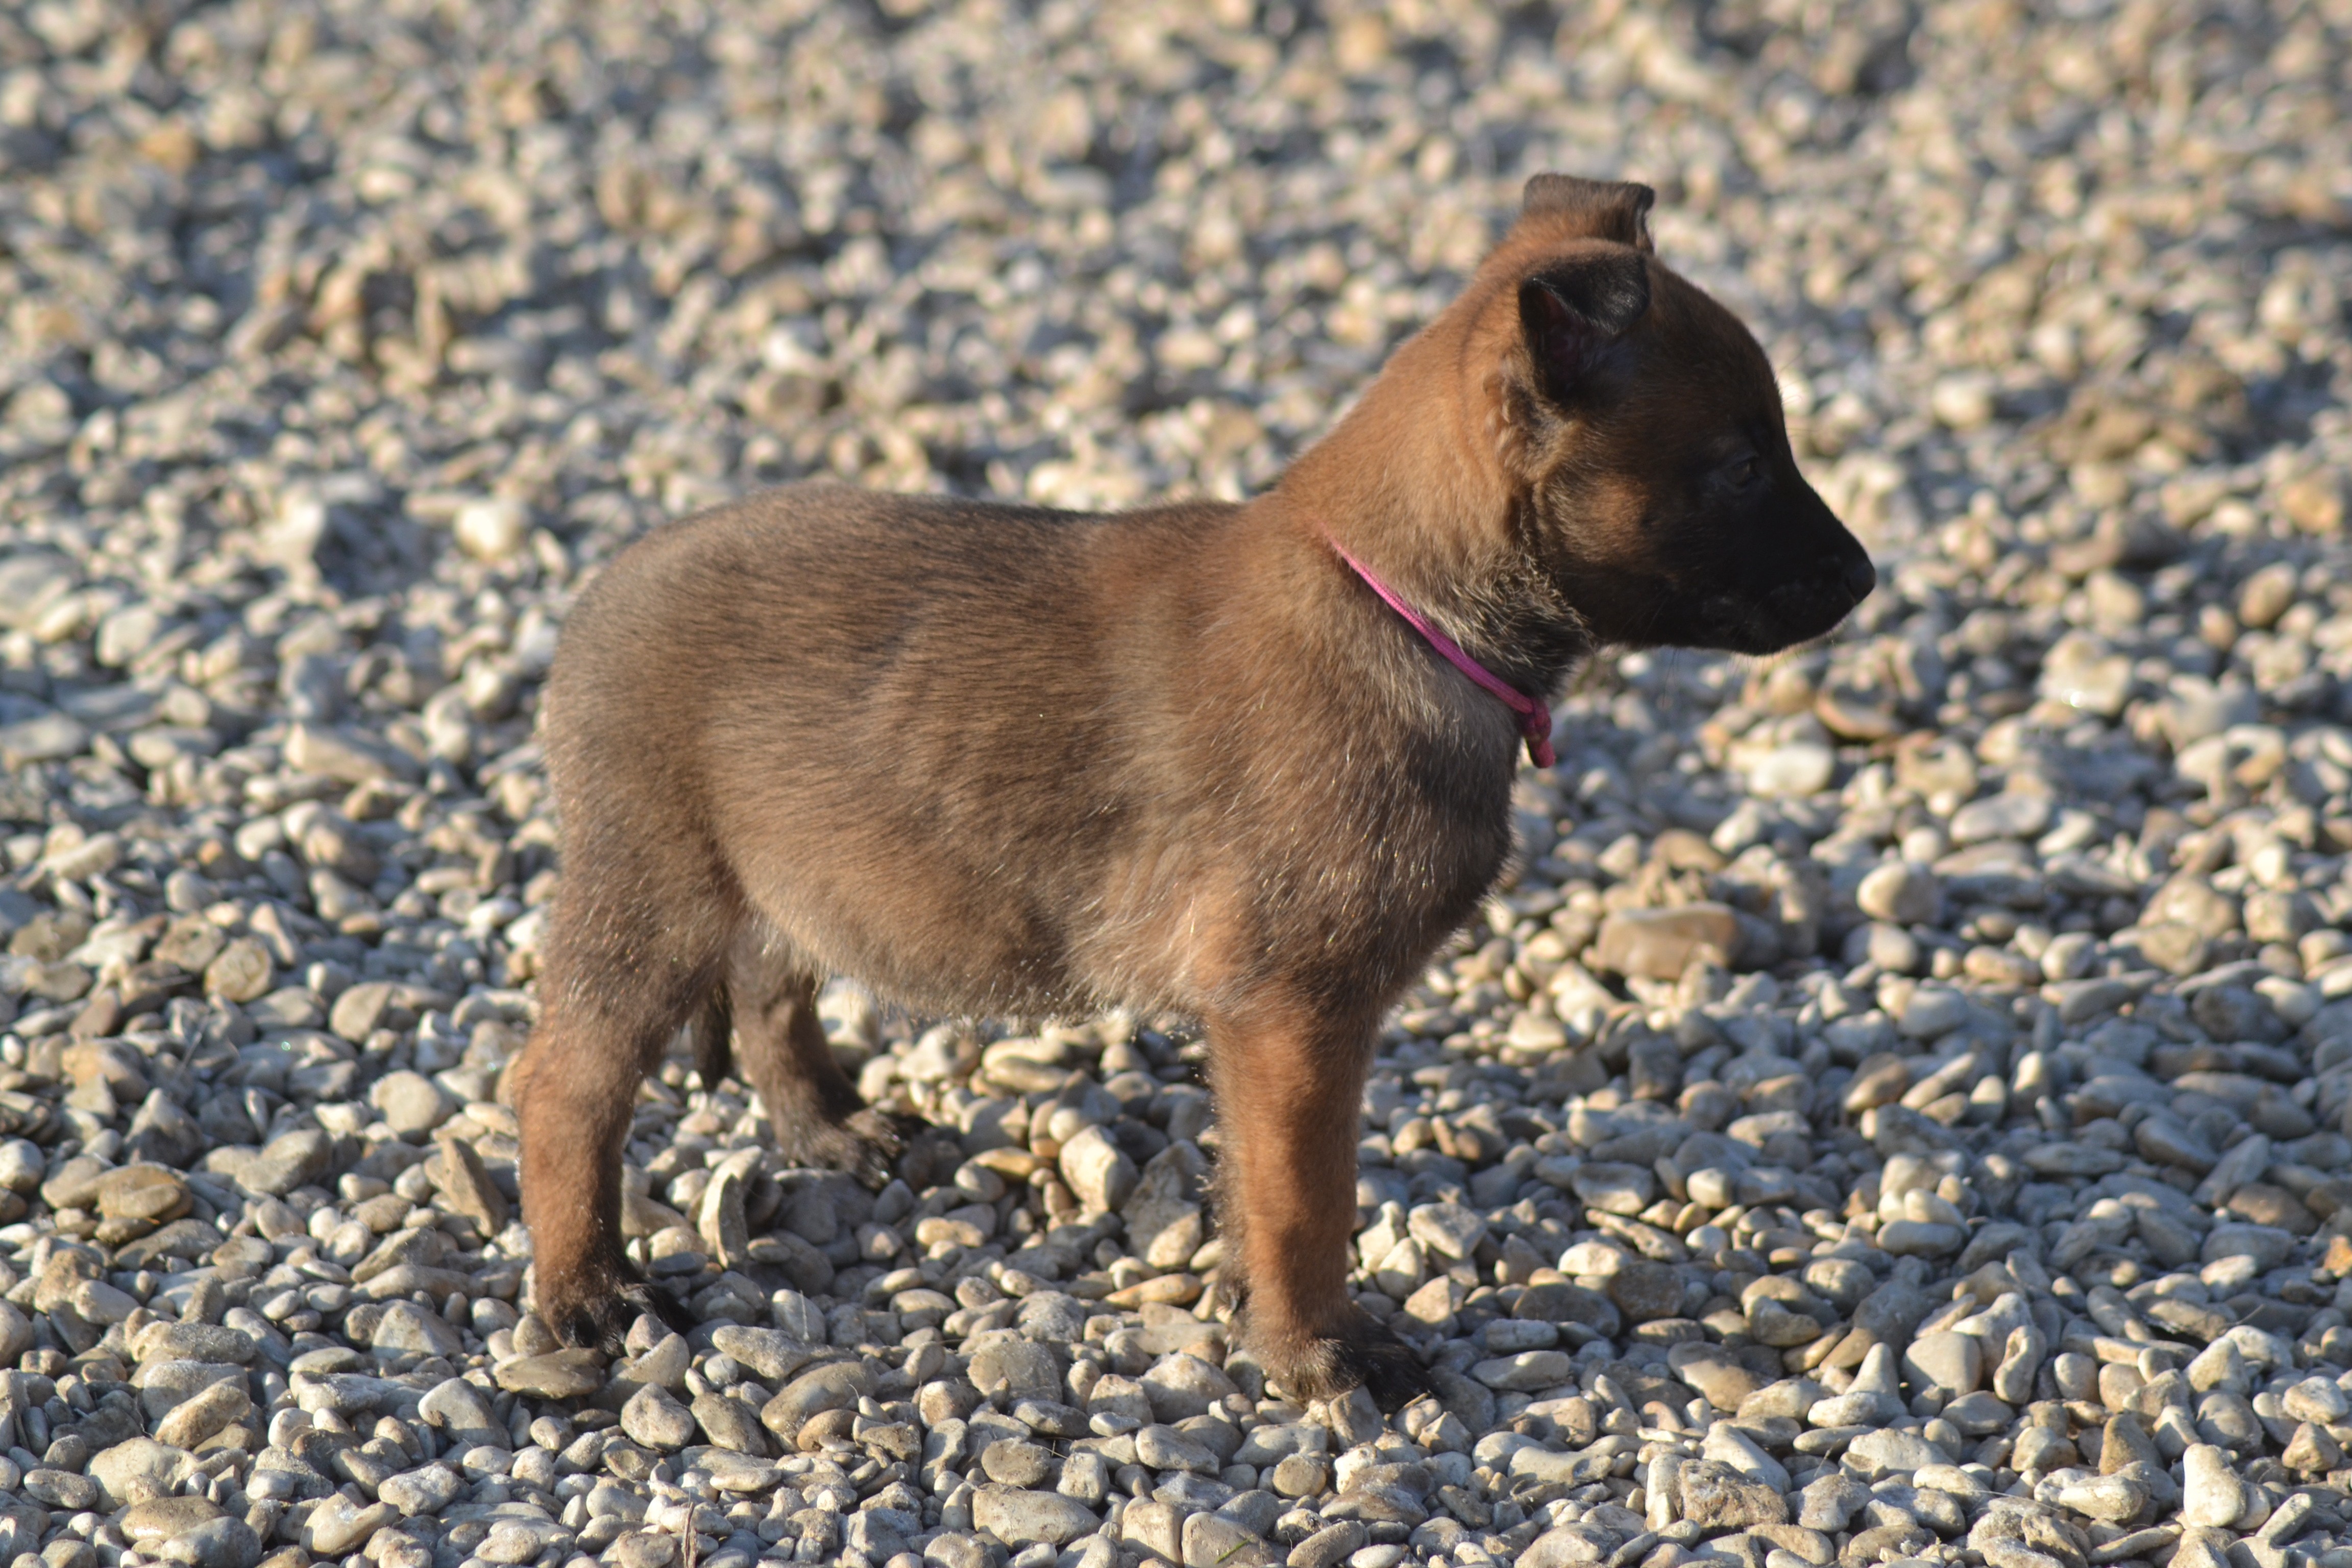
<box><xmin>969</xmin><ymin>1489</ymin><xmax>1098</xmax><ymax>1547</ymax></box>
<box><xmin>237</xmin><ymin>1127</ymin><xmax>332</xmax><ymax>1196</ymax></box>
<box><xmin>494</xmin><ymin>1350</ymin><xmax>605</xmax><ymax>1399</ymax></box>
<box><xmin>982</xmin><ymin>1436</ymin><xmax>1059</xmax><ymax>1487</ymax></box>
<box><xmin>0</xmin><ymin>553</ymin><xmax>77</xmax><ymax>629</ymax></box>
<box><xmin>285</xmin><ymin>724</ymin><xmax>422</xmax><ymax>784</ymax></box>
<box><xmin>1567</xmin><ymin>1162</ymin><xmax>1655</xmax><ymax>1216</ymax></box>
<box><xmin>1183</xmin><ymin>1510</ymin><xmax>1276</xmax><ymax>1568</ymax></box>
<box><xmin>1059</xmin><ymin>1123</ymin><xmax>1137</xmax><ymax>1212</ymax></box>
<box><xmin>1667</xmin><ymin>1344</ymin><xmax>1764</xmax><ymax>1410</ymax></box>
<box><xmin>1676</xmin><ymin>1460</ymin><xmax>1787</xmax><ymax>1528</ymax></box>
<box><xmin>621</xmin><ymin>1382</ymin><xmax>698</xmax><ymax>1450</ymax></box>
<box><xmin>710</xmin><ymin>1325</ymin><xmax>819</xmax><ymax>1382</ymax></box>
<box><xmin>302</xmin><ymin>1497</ymin><xmax>398</xmax><ymax>1556</ymax></box>
<box><xmin>1135</xmin><ymin>1423</ymin><xmax>1222</xmax><ymax>1474</ymax></box>
<box><xmin>0</xmin><ymin>712</ymin><xmax>89</xmax><ymax>767</ymax></box>
<box><xmin>2200</xmin><ymin>1223</ymin><xmax>2295</xmax><ymax>1269</ymax></box>
<box><xmin>1991</xmin><ymin>1326</ymin><xmax>2046</xmax><ymax>1405</ymax></box>
<box><xmin>134</xmin><ymin>1360</ymin><xmax>247</xmax><ymax>1423</ymax></box>
<box><xmin>328</xmin><ymin>980</ymin><xmax>397</xmax><ymax>1042</ymax></box>
<box><xmin>692</xmin><ymin>1391</ymin><xmax>769</xmax><ymax>1454</ymax></box>
<box><xmin>1902</xmin><ymin>1331</ymin><xmax>1983</xmax><ymax>1398</ymax></box>
<box><xmin>760</xmin><ymin>1360</ymin><xmax>874</xmax><ymax>1444</ymax></box>
<box><xmin>205</xmin><ymin>935</ymin><xmax>273</xmax><ymax>999</ymax></box>
<box><xmin>1896</xmin><ymin>987</ymin><xmax>1969</xmax><ymax>1039</ymax></box>
<box><xmin>972</xmin><ymin>1336</ymin><xmax>1067</xmax><ymax>1404</ymax></box>
<box><xmin>153</xmin><ymin>1381</ymin><xmax>253</xmax><ymax>1449</ymax></box>
<box><xmin>1595</xmin><ymin>904</ymin><xmax>1741</xmax><ymax>979</ymax></box>
<box><xmin>420</xmin><ymin>1374</ymin><xmax>502</xmax><ymax>1444</ymax></box>
<box><xmin>1750</xmin><ymin>742</ymin><xmax>1835</xmax><ymax>798</ymax></box>
<box><xmin>1844</xmin><ymin>1428</ymin><xmax>1949</xmax><ymax>1479</ymax></box>
<box><xmin>1738</xmin><ymin>1379</ymin><xmax>1826</xmax><ymax>1424</ymax></box>
<box><xmin>1857</xmin><ymin>862</ymin><xmax>1942</xmax><ymax>926</ymax></box>
<box><xmin>119</xmin><ymin>1498</ymin><xmax>226</xmax><ymax>1546</ymax></box>
<box><xmin>1877</xmin><ymin>1218</ymin><xmax>1965</xmax><ymax>1256</ymax></box>
<box><xmin>162</xmin><ymin>1517</ymin><xmax>263</xmax><ymax>1568</ymax></box>
<box><xmin>2053</xmin><ymin>1475</ymin><xmax>2146</xmax><ymax>1523</ymax></box>
<box><xmin>2193</xmin><ymin>1136</ymin><xmax>2273</xmax><ymax>1206</ymax></box>
<box><xmin>1141</xmin><ymin>1352</ymin><xmax>1237</xmax><ymax>1422</ymax></box>
<box><xmin>1850</xmin><ymin>1279</ymin><xmax>1935</xmax><ymax>1352</ymax></box>
<box><xmin>377</xmin><ymin>1464</ymin><xmax>463</xmax><ymax>1513</ymax></box>
<box><xmin>1407</xmin><ymin>1201</ymin><xmax>1488</xmax><ymax>1259</ymax></box>
<box><xmin>135</xmin><ymin>1322</ymin><xmax>257</xmax><ymax>1363</ymax></box>
<box><xmin>430</xmin><ymin>1133</ymin><xmax>512</xmax><ymax>1232</ymax></box>
<box><xmin>369</xmin><ymin>1070</ymin><xmax>453</xmax><ymax>1136</ymax></box>
<box><xmin>1701</xmin><ymin>1422</ymin><xmax>1790</xmax><ymax>1493</ymax></box>
<box><xmin>1609</xmin><ymin>1260</ymin><xmax>1685</xmax><ymax>1323</ymax></box>
<box><xmin>1524</xmin><ymin>1526</ymin><xmax>1621</xmax><ymax>1568</ymax></box>
<box><xmin>1798</xmin><ymin>1473</ymin><xmax>1870</xmax><ymax>1532</ymax></box>
<box><xmin>609</xmin><ymin>1532</ymin><xmax>678</xmax><ymax>1568</ymax></box>
<box><xmin>455</xmin><ymin>497</ymin><xmax>530</xmax><ymax>561</ymax></box>
<box><xmin>1124</xmin><ymin>1140</ymin><xmax>1211</xmax><ymax>1270</ymax></box>
<box><xmin>2282</xmin><ymin>1377</ymin><xmax>2350</xmax><ymax>1424</ymax></box>
<box><xmin>1950</xmin><ymin>793</ymin><xmax>2051</xmax><ymax>845</ymax></box>
<box><xmin>2133</xmin><ymin>1113</ymin><xmax>2217</xmax><ymax>1172</ymax></box>
<box><xmin>2179</xmin><ymin>1444</ymin><xmax>2245</xmax><ymax>1528</ymax></box>
<box><xmin>1235</xmin><ymin>1422</ymin><xmax>1328</xmax><ymax>1466</ymax></box>
<box><xmin>1287</xmin><ymin>1522</ymin><xmax>1367</xmax><ymax>1568</ymax></box>
<box><xmin>375</xmin><ymin>1301</ymin><xmax>464</xmax><ymax>1359</ymax></box>
<box><xmin>1472</xmin><ymin>1350</ymin><xmax>1576</xmax><ymax>1391</ymax></box>
<box><xmin>24</xmin><ymin>1468</ymin><xmax>103</xmax><ymax>1510</ymax></box>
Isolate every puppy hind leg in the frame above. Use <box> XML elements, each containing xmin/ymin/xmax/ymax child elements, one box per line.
<box><xmin>728</xmin><ymin>944</ymin><xmax>906</xmax><ymax>1187</ymax></box>
<box><xmin>688</xmin><ymin>988</ymin><xmax>734</xmax><ymax>1092</ymax></box>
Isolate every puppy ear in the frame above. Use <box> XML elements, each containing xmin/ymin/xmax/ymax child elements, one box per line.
<box><xmin>1521</xmin><ymin>174</ymin><xmax>1656</xmax><ymax>253</ymax></box>
<box><xmin>1518</xmin><ymin>252</ymin><xmax>1651</xmax><ymax>400</ymax></box>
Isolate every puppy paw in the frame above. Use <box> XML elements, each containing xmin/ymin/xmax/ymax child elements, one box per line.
<box><xmin>630</xmin><ymin>1278</ymin><xmax>696</xmax><ymax>1338</ymax></box>
<box><xmin>1336</xmin><ymin>1328</ymin><xmax>1436</xmax><ymax>1412</ymax></box>
<box><xmin>538</xmin><ymin>1265</ymin><xmax>688</xmax><ymax>1354</ymax></box>
<box><xmin>776</xmin><ymin>1106</ymin><xmax>912</xmax><ymax>1189</ymax></box>
<box><xmin>895</xmin><ymin>1125</ymin><xmax>971</xmax><ymax>1193</ymax></box>
<box><xmin>540</xmin><ymin>1278</ymin><xmax>634</xmax><ymax>1354</ymax></box>
<box><xmin>1254</xmin><ymin>1310</ymin><xmax>1433</xmax><ymax>1412</ymax></box>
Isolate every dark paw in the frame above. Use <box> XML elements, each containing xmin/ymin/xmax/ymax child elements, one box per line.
<box><xmin>1255</xmin><ymin>1309</ymin><xmax>1433</xmax><ymax>1412</ymax></box>
<box><xmin>776</xmin><ymin>1106</ymin><xmax>913</xmax><ymax>1189</ymax></box>
<box><xmin>542</xmin><ymin>1280</ymin><xmax>633</xmax><ymax>1355</ymax></box>
<box><xmin>1336</xmin><ymin>1326</ymin><xmax>1436</xmax><ymax>1412</ymax></box>
<box><xmin>631</xmin><ymin>1279</ymin><xmax>695</xmax><ymax>1338</ymax></box>
<box><xmin>540</xmin><ymin>1267</ymin><xmax>689</xmax><ymax>1355</ymax></box>
<box><xmin>895</xmin><ymin>1126</ymin><xmax>968</xmax><ymax>1193</ymax></box>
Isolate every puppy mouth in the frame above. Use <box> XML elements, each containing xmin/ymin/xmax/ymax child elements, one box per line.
<box><xmin>1696</xmin><ymin>555</ymin><xmax>1874</xmax><ymax>653</ymax></box>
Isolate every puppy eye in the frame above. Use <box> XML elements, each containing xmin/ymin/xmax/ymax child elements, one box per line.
<box><xmin>1723</xmin><ymin>453</ymin><xmax>1760</xmax><ymax>486</ymax></box>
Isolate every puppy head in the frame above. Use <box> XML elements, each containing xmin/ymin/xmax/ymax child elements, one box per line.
<box><xmin>1493</xmin><ymin>175</ymin><xmax>1873</xmax><ymax>655</ymax></box>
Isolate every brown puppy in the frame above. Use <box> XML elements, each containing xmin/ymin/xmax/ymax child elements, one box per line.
<box><xmin>512</xmin><ymin>174</ymin><xmax>1873</xmax><ymax>1405</ymax></box>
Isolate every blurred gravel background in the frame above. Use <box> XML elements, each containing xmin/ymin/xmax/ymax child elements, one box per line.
<box><xmin>1</xmin><ymin>6</ymin><xmax>2351</xmax><ymax>1568</ymax></box>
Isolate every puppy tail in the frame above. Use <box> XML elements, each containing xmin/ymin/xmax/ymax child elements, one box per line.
<box><xmin>689</xmin><ymin>988</ymin><xmax>733</xmax><ymax>1090</ymax></box>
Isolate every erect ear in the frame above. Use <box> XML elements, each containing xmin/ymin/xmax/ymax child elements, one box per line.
<box><xmin>1517</xmin><ymin>251</ymin><xmax>1651</xmax><ymax>402</ymax></box>
<box><xmin>1521</xmin><ymin>174</ymin><xmax>1656</xmax><ymax>253</ymax></box>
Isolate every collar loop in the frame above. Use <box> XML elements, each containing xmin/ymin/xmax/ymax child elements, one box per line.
<box><xmin>1324</xmin><ymin>534</ymin><xmax>1556</xmax><ymax>769</ymax></box>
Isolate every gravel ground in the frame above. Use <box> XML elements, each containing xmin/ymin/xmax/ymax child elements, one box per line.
<box><xmin>3</xmin><ymin>5</ymin><xmax>2352</xmax><ymax>1568</ymax></box>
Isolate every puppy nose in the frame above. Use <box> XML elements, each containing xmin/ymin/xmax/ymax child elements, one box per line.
<box><xmin>1839</xmin><ymin>552</ymin><xmax>1876</xmax><ymax>603</ymax></box>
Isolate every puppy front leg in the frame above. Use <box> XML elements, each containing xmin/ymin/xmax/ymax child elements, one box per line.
<box><xmin>1207</xmin><ymin>1001</ymin><xmax>1430</xmax><ymax>1410</ymax></box>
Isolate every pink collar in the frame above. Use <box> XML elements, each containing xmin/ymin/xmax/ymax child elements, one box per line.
<box><xmin>1324</xmin><ymin>533</ymin><xmax>1556</xmax><ymax>768</ymax></box>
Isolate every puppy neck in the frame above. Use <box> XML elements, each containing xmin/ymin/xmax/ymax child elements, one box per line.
<box><xmin>1276</xmin><ymin>314</ymin><xmax>1592</xmax><ymax>697</ymax></box>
